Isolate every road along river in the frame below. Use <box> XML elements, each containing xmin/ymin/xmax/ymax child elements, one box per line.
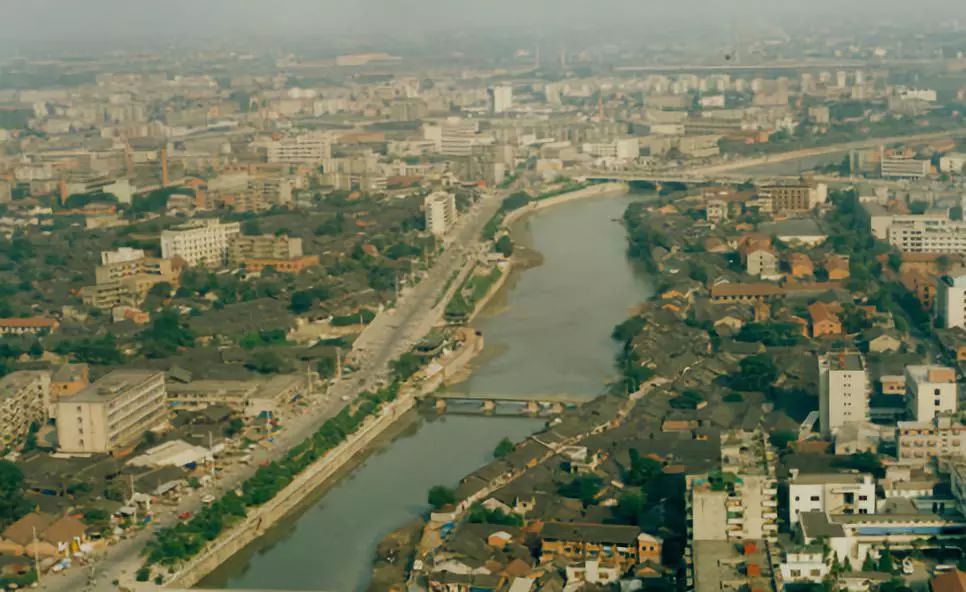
<box><xmin>200</xmin><ymin>189</ymin><xmax>656</xmax><ymax>591</ymax></box>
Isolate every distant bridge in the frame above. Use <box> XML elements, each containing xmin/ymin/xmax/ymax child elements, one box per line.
<box><xmin>436</xmin><ymin>392</ymin><xmax>589</xmax><ymax>403</ymax></box>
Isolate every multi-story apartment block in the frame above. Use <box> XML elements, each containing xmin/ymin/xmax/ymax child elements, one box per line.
<box><xmin>905</xmin><ymin>365</ymin><xmax>957</xmax><ymax>422</ymax></box>
<box><xmin>160</xmin><ymin>219</ymin><xmax>241</xmax><ymax>267</ymax></box>
<box><xmin>897</xmin><ymin>417</ymin><xmax>966</xmax><ymax>463</ymax></box>
<box><xmin>880</xmin><ymin>156</ymin><xmax>930</xmax><ymax>179</ymax></box>
<box><xmin>759</xmin><ymin>183</ymin><xmax>826</xmax><ymax>214</ymax></box>
<box><xmin>424</xmin><ymin>191</ymin><xmax>458</xmax><ymax>237</ymax></box>
<box><xmin>56</xmin><ymin>370</ymin><xmax>167</xmax><ymax>454</ymax></box>
<box><xmin>263</xmin><ymin>132</ymin><xmax>332</xmax><ymax>165</ymax></box>
<box><xmin>818</xmin><ymin>352</ymin><xmax>869</xmax><ymax>437</ymax></box>
<box><xmin>228</xmin><ymin>234</ymin><xmax>302</xmax><ymax>264</ymax></box>
<box><xmin>787</xmin><ymin>471</ymin><xmax>876</xmax><ymax>526</ymax></box>
<box><xmin>0</xmin><ymin>371</ymin><xmax>50</xmax><ymax>445</ymax></box>
<box><xmin>888</xmin><ymin>218</ymin><xmax>966</xmax><ymax>254</ymax></box>
<box><xmin>936</xmin><ymin>274</ymin><xmax>966</xmax><ymax>329</ymax></box>
<box><xmin>688</xmin><ymin>429</ymin><xmax>779</xmax><ymax>543</ymax></box>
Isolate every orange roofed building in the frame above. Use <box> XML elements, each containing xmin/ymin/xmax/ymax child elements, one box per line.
<box><xmin>808</xmin><ymin>301</ymin><xmax>843</xmax><ymax>337</ymax></box>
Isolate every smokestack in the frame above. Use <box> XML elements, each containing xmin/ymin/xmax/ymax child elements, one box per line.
<box><xmin>160</xmin><ymin>145</ymin><xmax>169</xmax><ymax>187</ymax></box>
<box><xmin>58</xmin><ymin>177</ymin><xmax>67</xmax><ymax>205</ymax></box>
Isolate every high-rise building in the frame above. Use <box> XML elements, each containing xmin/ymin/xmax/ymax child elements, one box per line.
<box><xmin>905</xmin><ymin>365</ymin><xmax>957</xmax><ymax>422</ymax></box>
<box><xmin>489</xmin><ymin>85</ymin><xmax>513</xmax><ymax>114</ymax></box>
<box><xmin>818</xmin><ymin>352</ymin><xmax>869</xmax><ymax>437</ymax></box>
<box><xmin>160</xmin><ymin>219</ymin><xmax>241</xmax><ymax>267</ymax></box>
<box><xmin>56</xmin><ymin>370</ymin><xmax>167</xmax><ymax>454</ymax></box>
<box><xmin>424</xmin><ymin>191</ymin><xmax>457</xmax><ymax>237</ymax></box>
<box><xmin>936</xmin><ymin>274</ymin><xmax>966</xmax><ymax>329</ymax></box>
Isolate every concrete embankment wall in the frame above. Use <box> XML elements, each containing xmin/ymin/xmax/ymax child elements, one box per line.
<box><xmin>166</xmin><ymin>391</ymin><xmax>417</xmax><ymax>588</ymax></box>
<box><xmin>501</xmin><ymin>182</ymin><xmax>629</xmax><ymax>227</ymax></box>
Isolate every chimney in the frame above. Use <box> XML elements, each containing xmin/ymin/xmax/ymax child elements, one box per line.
<box><xmin>160</xmin><ymin>145</ymin><xmax>169</xmax><ymax>187</ymax></box>
<box><xmin>58</xmin><ymin>177</ymin><xmax>68</xmax><ymax>205</ymax></box>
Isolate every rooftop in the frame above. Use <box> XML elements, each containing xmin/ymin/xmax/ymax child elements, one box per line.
<box><xmin>69</xmin><ymin>369</ymin><xmax>163</xmax><ymax>403</ymax></box>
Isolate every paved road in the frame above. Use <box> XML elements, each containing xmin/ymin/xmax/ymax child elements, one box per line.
<box><xmin>45</xmin><ymin>191</ymin><xmax>506</xmax><ymax>592</ymax></box>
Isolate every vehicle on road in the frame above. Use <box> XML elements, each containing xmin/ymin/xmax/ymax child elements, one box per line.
<box><xmin>201</xmin><ymin>494</ymin><xmax>215</xmax><ymax>505</ymax></box>
<box><xmin>902</xmin><ymin>557</ymin><xmax>914</xmax><ymax>575</ymax></box>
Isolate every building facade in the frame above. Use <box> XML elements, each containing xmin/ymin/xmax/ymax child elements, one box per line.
<box><xmin>0</xmin><ymin>371</ymin><xmax>50</xmax><ymax>445</ymax></box>
<box><xmin>905</xmin><ymin>365</ymin><xmax>957</xmax><ymax>422</ymax></box>
<box><xmin>936</xmin><ymin>275</ymin><xmax>966</xmax><ymax>329</ymax></box>
<box><xmin>818</xmin><ymin>352</ymin><xmax>869</xmax><ymax>437</ymax></box>
<box><xmin>160</xmin><ymin>219</ymin><xmax>241</xmax><ymax>267</ymax></box>
<box><xmin>424</xmin><ymin>191</ymin><xmax>458</xmax><ymax>237</ymax></box>
<box><xmin>56</xmin><ymin>370</ymin><xmax>167</xmax><ymax>454</ymax></box>
<box><xmin>788</xmin><ymin>472</ymin><xmax>876</xmax><ymax>526</ymax></box>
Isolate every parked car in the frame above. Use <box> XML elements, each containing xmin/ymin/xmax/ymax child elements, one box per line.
<box><xmin>201</xmin><ymin>494</ymin><xmax>215</xmax><ymax>505</ymax></box>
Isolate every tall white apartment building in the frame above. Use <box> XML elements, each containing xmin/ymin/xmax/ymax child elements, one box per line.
<box><xmin>905</xmin><ymin>365</ymin><xmax>957</xmax><ymax>422</ymax></box>
<box><xmin>888</xmin><ymin>218</ymin><xmax>966</xmax><ymax>254</ymax></box>
<box><xmin>424</xmin><ymin>191</ymin><xmax>458</xmax><ymax>237</ymax></box>
<box><xmin>263</xmin><ymin>132</ymin><xmax>332</xmax><ymax>165</ymax></box>
<box><xmin>160</xmin><ymin>219</ymin><xmax>241</xmax><ymax>267</ymax></box>
<box><xmin>56</xmin><ymin>370</ymin><xmax>167</xmax><ymax>454</ymax></box>
<box><xmin>818</xmin><ymin>352</ymin><xmax>869</xmax><ymax>437</ymax></box>
<box><xmin>0</xmin><ymin>371</ymin><xmax>50</xmax><ymax>444</ymax></box>
<box><xmin>788</xmin><ymin>471</ymin><xmax>876</xmax><ymax>526</ymax></box>
<box><xmin>936</xmin><ymin>275</ymin><xmax>966</xmax><ymax>329</ymax></box>
<box><xmin>489</xmin><ymin>85</ymin><xmax>513</xmax><ymax>114</ymax></box>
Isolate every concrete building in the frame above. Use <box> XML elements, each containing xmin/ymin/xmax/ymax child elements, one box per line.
<box><xmin>818</xmin><ymin>352</ymin><xmax>869</xmax><ymax>437</ymax></box>
<box><xmin>160</xmin><ymin>219</ymin><xmax>241</xmax><ymax>267</ymax></box>
<box><xmin>489</xmin><ymin>85</ymin><xmax>513</xmax><ymax>114</ymax></box>
<box><xmin>263</xmin><ymin>132</ymin><xmax>332</xmax><ymax>165</ymax></box>
<box><xmin>759</xmin><ymin>183</ymin><xmax>826</xmax><ymax>214</ymax></box>
<box><xmin>581</xmin><ymin>139</ymin><xmax>640</xmax><ymax>161</ymax></box>
<box><xmin>888</xmin><ymin>218</ymin><xmax>966</xmax><ymax>254</ymax></box>
<box><xmin>424</xmin><ymin>191</ymin><xmax>458</xmax><ymax>237</ymax></box>
<box><xmin>897</xmin><ymin>417</ymin><xmax>966</xmax><ymax>462</ymax></box>
<box><xmin>228</xmin><ymin>234</ymin><xmax>302</xmax><ymax>265</ymax></box>
<box><xmin>939</xmin><ymin>153</ymin><xmax>966</xmax><ymax>175</ymax></box>
<box><xmin>936</xmin><ymin>275</ymin><xmax>966</xmax><ymax>329</ymax></box>
<box><xmin>165</xmin><ymin>374</ymin><xmax>306</xmax><ymax>417</ymax></box>
<box><xmin>743</xmin><ymin>247</ymin><xmax>779</xmax><ymax>279</ymax></box>
<box><xmin>705</xmin><ymin>199</ymin><xmax>728</xmax><ymax>225</ymax></box>
<box><xmin>56</xmin><ymin>370</ymin><xmax>167</xmax><ymax>454</ymax></box>
<box><xmin>688</xmin><ymin>429</ymin><xmax>778</xmax><ymax>542</ymax></box>
<box><xmin>787</xmin><ymin>471</ymin><xmax>876</xmax><ymax>526</ymax></box>
<box><xmin>881</xmin><ymin>156</ymin><xmax>930</xmax><ymax>179</ymax></box>
<box><xmin>905</xmin><ymin>365</ymin><xmax>957</xmax><ymax>422</ymax></box>
<box><xmin>0</xmin><ymin>371</ymin><xmax>50</xmax><ymax>445</ymax></box>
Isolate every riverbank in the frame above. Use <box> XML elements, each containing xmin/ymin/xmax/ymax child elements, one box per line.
<box><xmin>166</xmin><ymin>183</ymin><xmax>637</xmax><ymax>591</ymax></box>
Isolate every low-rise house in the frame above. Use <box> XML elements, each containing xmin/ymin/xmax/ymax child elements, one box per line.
<box><xmin>825</xmin><ymin>254</ymin><xmax>851</xmax><ymax>280</ymax></box>
<box><xmin>809</xmin><ymin>301</ymin><xmax>843</xmax><ymax>338</ymax></box>
<box><xmin>788</xmin><ymin>253</ymin><xmax>814</xmax><ymax>278</ymax></box>
<box><xmin>0</xmin><ymin>317</ymin><xmax>59</xmax><ymax>336</ymax></box>
<box><xmin>862</xmin><ymin>328</ymin><xmax>902</xmax><ymax>353</ymax></box>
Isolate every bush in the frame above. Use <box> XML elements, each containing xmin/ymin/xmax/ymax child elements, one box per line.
<box><xmin>427</xmin><ymin>485</ymin><xmax>456</xmax><ymax>510</ymax></box>
<box><xmin>136</xmin><ymin>567</ymin><xmax>151</xmax><ymax>582</ymax></box>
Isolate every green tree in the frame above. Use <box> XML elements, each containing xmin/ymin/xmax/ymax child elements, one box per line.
<box><xmin>769</xmin><ymin>430</ymin><xmax>798</xmax><ymax>450</ymax></box>
<box><xmin>613</xmin><ymin>491</ymin><xmax>646</xmax><ymax>525</ymax></box>
<box><xmin>0</xmin><ymin>461</ymin><xmax>29</xmax><ymax>526</ymax></box>
<box><xmin>141</xmin><ymin>309</ymin><xmax>195</xmax><ymax>358</ymax></box>
<box><xmin>494</xmin><ymin>235</ymin><xmax>514</xmax><ymax>257</ymax></box>
<box><xmin>730</xmin><ymin>353</ymin><xmax>778</xmax><ymax>391</ymax></box>
<box><xmin>493</xmin><ymin>437</ymin><xmax>514</xmax><ymax>459</ymax></box>
<box><xmin>558</xmin><ymin>475</ymin><xmax>603</xmax><ymax>506</ymax></box>
<box><xmin>245</xmin><ymin>351</ymin><xmax>285</xmax><ymax>374</ymax></box>
<box><xmin>427</xmin><ymin>485</ymin><xmax>456</xmax><ymax>510</ymax></box>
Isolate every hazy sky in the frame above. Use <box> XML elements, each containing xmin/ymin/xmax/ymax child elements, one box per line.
<box><xmin>2</xmin><ymin>0</ymin><xmax>965</xmax><ymax>48</ymax></box>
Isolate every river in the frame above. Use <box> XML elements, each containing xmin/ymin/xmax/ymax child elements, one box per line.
<box><xmin>200</xmin><ymin>190</ymin><xmax>655</xmax><ymax>591</ymax></box>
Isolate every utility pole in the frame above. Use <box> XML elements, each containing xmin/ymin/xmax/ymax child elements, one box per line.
<box><xmin>32</xmin><ymin>526</ymin><xmax>40</xmax><ymax>585</ymax></box>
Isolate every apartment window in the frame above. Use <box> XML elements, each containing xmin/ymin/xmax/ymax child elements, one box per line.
<box><xmin>810</xmin><ymin>495</ymin><xmax>820</xmax><ymax>501</ymax></box>
<box><xmin>935</xmin><ymin>388</ymin><xmax>942</xmax><ymax>395</ymax></box>
<box><xmin>936</xmin><ymin>399</ymin><xmax>942</xmax><ymax>406</ymax></box>
<box><xmin>859</xmin><ymin>495</ymin><xmax>868</xmax><ymax>501</ymax></box>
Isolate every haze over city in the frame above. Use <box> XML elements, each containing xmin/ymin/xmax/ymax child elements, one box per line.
<box><xmin>0</xmin><ymin>2</ymin><xmax>965</xmax><ymax>592</ymax></box>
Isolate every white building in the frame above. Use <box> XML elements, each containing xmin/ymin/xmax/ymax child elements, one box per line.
<box><xmin>56</xmin><ymin>370</ymin><xmax>167</xmax><ymax>454</ymax></box>
<box><xmin>939</xmin><ymin>153</ymin><xmax>966</xmax><ymax>175</ymax></box>
<box><xmin>788</xmin><ymin>471</ymin><xmax>876</xmax><ymax>526</ymax></box>
<box><xmin>424</xmin><ymin>118</ymin><xmax>479</xmax><ymax>156</ymax></box>
<box><xmin>888</xmin><ymin>218</ymin><xmax>966</xmax><ymax>254</ymax></box>
<box><xmin>936</xmin><ymin>274</ymin><xmax>966</xmax><ymax>329</ymax></box>
<box><xmin>489</xmin><ymin>85</ymin><xmax>513</xmax><ymax>114</ymax></box>
<box><xmin>581</xmin><ymin>138</ymin><xmax>640</xmax><ymax>161</ymax></box>
<box><xmin>881</xmin><ymin>156</ymin><xmax>930</xmax><ymax>179</ymax></box>
<box><xmin>818</xmin><ymin>352</ymin><xmax>869</xmax><ymax>438</ymax></box>
<box><xmin>905</xmin><ymin>365</ymin><xmax>957</xmax><ymax>422</ymax></box>
<box><xmin>160</xmin><ymin>219</ymin><xmax>241</xmax><ymax>267</ymax></box>
<box><xmin>424</xmin><ymin>191</ymin><xmax>457</xmax><ymax>237</ymax></box>
<box><xmin>706</xmin><ymin>199</ymin><xmax>728</xmax><ymax>224</ymax></box>
<box><xmin>261</xmin><ymin>132</ymin><xmax>332</xmax><ymax>165</ymax></box>
<box><xmin>780</xmin><ymin>548</ymin><xmax>830</xmax><ymax>584</ymax></box>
